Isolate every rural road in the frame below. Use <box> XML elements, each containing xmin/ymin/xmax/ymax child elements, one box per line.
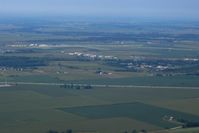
<box><xmin>1</xmin><ymin>81</ymin><xmax>199</xmax><ymax>90</ymax></box>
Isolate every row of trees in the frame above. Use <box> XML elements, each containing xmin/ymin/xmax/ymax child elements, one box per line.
<box><xmin>47</xmin><ymin>129</ymin><xmax>72</xmax><ymax>133</ymax></box>
<box><xmin>123</xmin><ymin>129</ymin><xmax>147</xmax><ymax>133</ymax></box>
<box><xmin>177</xmin><ymin>119</ymin><xmax>199</xmax><ymax>128</ymax></box>
<box><xmin>47</xmin><ymin>129</ymin><xmax>147</xmax><ymax>133</ymax></box>
<box><xmin>0</xmin><ymin>56</ymin><xmax>47</xmax><ymax>68</ymax></box>
<box><xmin>60</xmin><ymin>83</ymin><xmax>93</xmax><ymax>90</ymax></box>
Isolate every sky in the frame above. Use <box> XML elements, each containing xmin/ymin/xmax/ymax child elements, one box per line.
<box><xmin>0</xmin><ymin>0</ymin><xmax>199</xmax><ymax>19</ymax></box>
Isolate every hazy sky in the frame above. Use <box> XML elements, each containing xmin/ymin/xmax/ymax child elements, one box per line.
<box><xmin>0</xmin><ymin>0</ymin><xmax>199</xmax><ymax>19</ymax></box>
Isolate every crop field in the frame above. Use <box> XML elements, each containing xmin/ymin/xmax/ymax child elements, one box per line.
<box><xmin>59</xmin><ymin>102</ymin><xmax>199</xmax><ymax>128</ymax></box>
<box><xmin>0</xmin><ymin>18</ymin><xmax>199</xmax><ymax>133</ymax></box>
<box><xmin>0</xmin><ymin>84</ymin><xmax>199</xmax><ymax>133</ymax></box>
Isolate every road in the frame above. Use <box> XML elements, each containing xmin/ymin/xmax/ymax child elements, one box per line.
<box><xmin>1</xmin><ymin>81</ymin><xmax>199</xmax><ymax>90</ymax></box>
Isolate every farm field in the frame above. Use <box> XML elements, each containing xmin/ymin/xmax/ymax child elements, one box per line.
<box><xmin>0</xmin><ymin>84</ymin><xmax>199</xmax><ymax>133</ymax></box>
<box><xmin>0</xmin><ymin>18</ymin><xmax>199</xmax><ymax>133</ymax></box>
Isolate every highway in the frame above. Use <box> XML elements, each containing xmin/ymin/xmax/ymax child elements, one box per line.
<box><xmin>1</xmin><ymin>81</ymin><xmax>199</xmax><ymax>90</ymax></box>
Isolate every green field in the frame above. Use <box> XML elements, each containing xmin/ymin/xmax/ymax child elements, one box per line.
<box><xmin>0</xmin><ymin>19</ymin><xmax>199</xmax><ymax>133</ymax></box>
<box><xmin>0</xmin><ymin>84</ymin><xmax>199</xmax><ymax>133</ymax></box>
<box><xmin>59</xmin><ymin>102</ymin><xmax>199</xmax><ymax>128</ymax></box>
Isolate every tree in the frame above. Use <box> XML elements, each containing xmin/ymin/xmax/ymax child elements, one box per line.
<box><xmin>66</xmin><ymin>129</ymin><xmax>73</xmax><ymax>133</ymax></box>
<box><xmin>140</xmin><ymin>129</ymin><xmax>147</xmax><ymax>133</ymax></box>
<box><xmin>47</xmin><ymin>130</ymin><xmax>59</xmax><ymax>133</ymax></box>
<box><xmin>70</xmin><ymin>83</ymin><xmax>74</xmax><ymax>89</ymax></box>
<box><xmin>75</xmin><ymin>85</ymin><xmax>81</xmax><ymax>90</ymax></box>
<box><xmin>84</xmin><ymin>84</ymin><xmax>92</xmax><ymax>89</ymax></box>
<box><xmin>132</xmin><ymin>129</ymin><xmax>137</xmax><ymax>133</ymax></box>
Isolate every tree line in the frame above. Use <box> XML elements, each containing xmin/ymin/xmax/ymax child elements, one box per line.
<box><xmin>60</xmin><ymin>83</ymin><xmax>93</xmax><ymax>90</ymax></box>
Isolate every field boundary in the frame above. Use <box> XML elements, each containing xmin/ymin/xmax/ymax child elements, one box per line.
<box><xmin>1</xmin><ymin>81</ymin><xmax>199</xmax><ymax>90</ymax></box>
